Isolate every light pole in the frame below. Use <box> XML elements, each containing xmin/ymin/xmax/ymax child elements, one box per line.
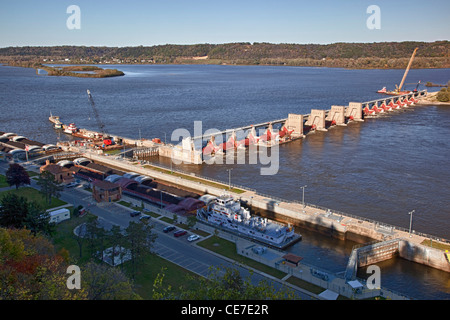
<box><xmin>227</xmin><ymin>168</ymin><xmax>233</xmax><ymax>190</ymax></box>
<box><xmin>300</xmin><ymin>185</ymin><xmax>307</xmax><ymax>208</ymax></box>
<box><xmin>408</xmin><ymin>210</ymin><xmax>415</xmax><ymax>237</ymax></box>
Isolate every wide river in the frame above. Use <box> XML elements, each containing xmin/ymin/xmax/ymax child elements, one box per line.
<box><xmin>0</xmin><ymin>64</ymin><xmax>449</xmax><ymax>299</ymax></box>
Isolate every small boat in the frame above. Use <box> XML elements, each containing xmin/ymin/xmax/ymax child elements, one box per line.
<box><xmin>377</xmin><ymin>87</ymin><xmax>387</xmax><ymax>94</ymax></box>
<box><xmin>49</xmin><ymin>113</ymin><xmax>63</xmax><ymax>129</ymax></box>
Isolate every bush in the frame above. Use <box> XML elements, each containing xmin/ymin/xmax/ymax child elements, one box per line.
<box><xmin>436</xmin><ymin>88</ymin><xmax>450</xmax><ymax>102</ymax></box>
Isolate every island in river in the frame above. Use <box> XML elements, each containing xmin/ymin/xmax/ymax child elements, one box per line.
<box><xmin>5</xmin><ymin>61</ymin><xmax>124</xmax><ymax>78</ymax></box>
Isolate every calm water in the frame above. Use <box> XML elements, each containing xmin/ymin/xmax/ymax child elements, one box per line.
<box><xmin>0</xmin><ymin>64</ymin><xmax>449</xmax><ymax>299</ymax></box>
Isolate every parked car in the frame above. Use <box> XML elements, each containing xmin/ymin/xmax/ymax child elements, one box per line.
<box><xmin>174</xmin><ymin>230</ymin><xmax>187</xmax><ymax>237</ymax></box>
<box><xmin>187</xmin><ymin>234</ymin><xmax>200</xmax><ymax>242</ymax></box>
<box><xmin>65</xmin><ymin>182</ymin><xmax>78</xmax><ymax>188</ymax></box>
<box><xmin>130</xmin><ymin>211</ymin><xmax>141</xmax><ymax>217</ymax></box>
<box><xmin>139</xmin><ymin>214</ymin><xmax>151</xmax><ymax>222</ymax></box>
<box><xmin>163</xmin><ymin>226</ymin><xmax>176</xmax><ymax>233</ymax></box>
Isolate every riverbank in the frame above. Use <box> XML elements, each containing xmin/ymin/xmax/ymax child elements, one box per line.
<box><xmin>415</xmin><ymin>91</ymin><xmax>450</xmax><ymax>106</ymax></box>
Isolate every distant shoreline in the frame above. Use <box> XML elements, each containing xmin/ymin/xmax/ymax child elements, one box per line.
<box><xmin>1</xmin><ymin>41</ymin><xmax>449</xmax><ymax>70</ymax></box>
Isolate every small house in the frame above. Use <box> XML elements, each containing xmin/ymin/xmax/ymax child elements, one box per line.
<box><xmin>40</xmin><ymin>160</ymin><xmax>74</xmax><ymax>184</ymax></box>
<box><xmin>92</xmin><ymin>180</ymin><xmax>122</xmax><ymax>202</ymax></box>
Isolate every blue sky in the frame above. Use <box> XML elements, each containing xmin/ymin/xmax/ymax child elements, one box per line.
<box><xmin>0</xmin><ymin>0</ymin><xmax>448</xmax><ymax>47</ymax></box>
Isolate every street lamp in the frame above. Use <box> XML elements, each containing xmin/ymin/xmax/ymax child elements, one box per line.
<box><xmin>226</xmin><ymin>168</ymin><xmax>233</xmax><ymax>190</ymax></box>
<box><xmin>300</xmin><ymin>185</ymin><xmax>307</xmax><ymax>208</ymax></box>
<box><xmin>408</xmin><ymin>210</ymin><xmax>415</xmax><ymax>237</ymax></box>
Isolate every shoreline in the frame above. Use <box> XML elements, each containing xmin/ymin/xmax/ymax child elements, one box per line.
<box><xmin>415</xmin><ymin>91</ymin><xmax>450</xmax><ymax>106</ymax></box>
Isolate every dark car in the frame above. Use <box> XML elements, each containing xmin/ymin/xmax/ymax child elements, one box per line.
<box><xmin>130</xmin><ymin>211</ymin><xmax>141</xmax><ymax>217</ymax></box>
<box><xmin>174</xmin><ymin>230</ymin><xmax>187</xmax><ymax>237</ymax></box>
<box><xmin>163</xmin><ymin>226</ymin><xmax>176</xmax><ymax>233</ymax></box>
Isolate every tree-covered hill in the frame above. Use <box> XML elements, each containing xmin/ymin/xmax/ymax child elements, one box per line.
<box><xmin>1</xmin><ymin>41</ymin><xmax>448</xmax><ymax>69</ymax></box>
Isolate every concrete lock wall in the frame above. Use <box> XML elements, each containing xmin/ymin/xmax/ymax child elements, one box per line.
<box><xmin>306</xmin><ymin>109</ymin><xmax>327</xmax><ymax>131</ymax></box>
<box><xmin>346</xmin><ymin>102</ymin><xmax>363</xmax><ymax>121</ymax></box>
<box><xmin>327</xmin><ymin>106</ymin><xmax>346</xmax><ymax>125</ymax></box>
<box><xmin>398</xmin><ymin>240</ymin><xmax>450</xmax><ymax>272</ymax></box>
<box><xmin>287</xmin><ymin>113</ymin><xmax>304</xmax><ymax>137</ymax></box>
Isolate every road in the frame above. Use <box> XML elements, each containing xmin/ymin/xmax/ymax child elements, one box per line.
<box><xmin>0</xmin><ymin>161</ymin><xmax>313</xmax><ymax>300</ymax></box>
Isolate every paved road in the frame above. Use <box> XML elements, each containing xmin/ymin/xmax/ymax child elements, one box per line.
<box><xmin>0</xmin><ymin>161</ymin><xmax>314</xmax><ymax>299</ymax></box>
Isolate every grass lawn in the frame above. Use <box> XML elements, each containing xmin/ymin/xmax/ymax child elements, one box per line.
<box><xmin>123</xmin><ymin>252</ymin><xmax>201</xmax><ymax>299</ymax></box>
<box><xmin>0</xmin><ymin>174</ymin><xmax>8</xmax><ymax>188</ymax></box>
<box><xmin>142</xmin><ymin>164</ymin><xmax>245</xmax><ymax>194</ymax></box>
<box><xmin>0</xmin><ymin>186</ymin><xmax>67</xmax><ymax>210</ymax></box>
<box><xmin>421</xmin><ymin>239</ymin><xmax>450</xmax><ymax>251</ymax></box>
<box><xmin>52</xmin><ymin>213</ymin><xmax>202</xmax><ymax>299</ymax></box>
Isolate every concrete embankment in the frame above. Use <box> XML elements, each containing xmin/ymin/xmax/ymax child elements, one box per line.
<box><xmin>72</xmin><ymin>150</ymin><xmax>450</xmax><ymax>273</ymax></box>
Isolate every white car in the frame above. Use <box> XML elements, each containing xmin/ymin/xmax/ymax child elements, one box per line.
<box><xmin>187</xmin><ymin>234</ymin><xmax>200</xmax><ymax>242</ymax></box>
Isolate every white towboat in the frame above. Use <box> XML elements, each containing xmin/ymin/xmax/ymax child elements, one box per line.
<box><xmin>197</xmin><ymin>195</ymin><xmax>301</xmax><ymax>248</ymax></box>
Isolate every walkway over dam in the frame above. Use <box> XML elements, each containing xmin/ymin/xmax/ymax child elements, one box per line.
<box><xmin>155</xmin><ymin>90</ymin><xmax>428</xmax><ymax>164</ymax></box>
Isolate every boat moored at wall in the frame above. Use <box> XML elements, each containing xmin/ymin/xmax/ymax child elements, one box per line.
<box><xmin>197</xmin><ymin>195</ymin><xmax>301</xmax><ymax>249</ymax></box>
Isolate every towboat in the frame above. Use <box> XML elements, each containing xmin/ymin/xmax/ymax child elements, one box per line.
<box><xmin>63</xmin><ymin>123</ymin><xmax>78</xmax><ymax>134</ymax></box>
<box><xmin>197</xmin><ymin>195</ymin><xmax>301</xmax><ymax>248</ymax></box>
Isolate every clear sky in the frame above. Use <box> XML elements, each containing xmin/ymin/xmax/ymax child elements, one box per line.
<box><xmin>0</xmin><ymin>0</ymin><xmax>449</xmax><ymax>47</ymax></box>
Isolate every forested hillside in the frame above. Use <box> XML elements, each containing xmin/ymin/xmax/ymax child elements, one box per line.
<box><xmin>1</xmin><ymin>41</ymin><xmax>448</xmax><ymax>69</ymax></box>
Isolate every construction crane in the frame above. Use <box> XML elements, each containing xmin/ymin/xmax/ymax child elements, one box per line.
<box><xmin>86</xmin><ymin>89</ymin><xmax>114</xmax><ymax>146</ymax></box>
<box><xmin>377</xmin><ymin>47</ymin><xmax>419</xmax><ymax>95</ymax></box>
<box><xmin>395</xmin><ymin>47</ymin><xmax>419</xmax><ymax>93</ymax></box>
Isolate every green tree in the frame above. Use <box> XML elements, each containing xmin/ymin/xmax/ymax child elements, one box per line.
<box><xmin>109</xmin><ymin>225</ymin><xmax>125</xmax><ymax>267</ymax></box>
<box><xmin>23</xmin><ymin>202</ymin><xmax>54</xmax><ymax>237</ymax></box>
<box><xmin>0</xmin><ymin>193</ymin><xmax>29</xmax><ymax>228</ymax></box>
<box><xmin>82</xmin><ymin>261</ymin><xmax>141</xmax><ymax>300</ymax></box>
<box><xmin>84</xmin><ymin>215</ymin><xmax>104</xmax><ymax>259</ymax></box>
<box><xmin>186</xmin><ymin>215</ymin><xmax>197</xmax><ymax>230</ymax></box>
<box><xmin>5</xmin><ymin>163</ymin><xmax>30</xmax><ymax>190</ymax></box>
<box><xmin>36</xmin><ymin>170</ymin><xmax>63</xmax><ymax>205</ymax></box>
<box><xmin>125</xmin><ymin>221</ymin><xmax>157</xmax><ymax>278</ymax></box>
<box><xmin>437</xmin><ymin>88</ymin><xmax>450</xmax><ymax>102</ymax></box>
<box><xmin>0</xmin><ymin>193</ymin><xmax>54</xmax><ymax>236</ymax></box>
<box><xmin>153</xmin><ymin>265</ymin><xmax>298</xmax><ymax>300</ymax></box>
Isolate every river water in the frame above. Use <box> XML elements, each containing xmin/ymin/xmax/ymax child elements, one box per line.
<box><xmin>0</xmin><ymin>64</ymin><xmax>449</xmax><ymax>299</ymax></box>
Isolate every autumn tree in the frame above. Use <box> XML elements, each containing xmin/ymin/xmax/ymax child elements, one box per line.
<box><xmin>0</xmin><ymin>227</ymin><xmax>87</xmax><ymax>300</ymax></box>
<box><xmin>5</xmin><ymin>163</ymin><xmax>30</xmax><ymax>190</ymax></box>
